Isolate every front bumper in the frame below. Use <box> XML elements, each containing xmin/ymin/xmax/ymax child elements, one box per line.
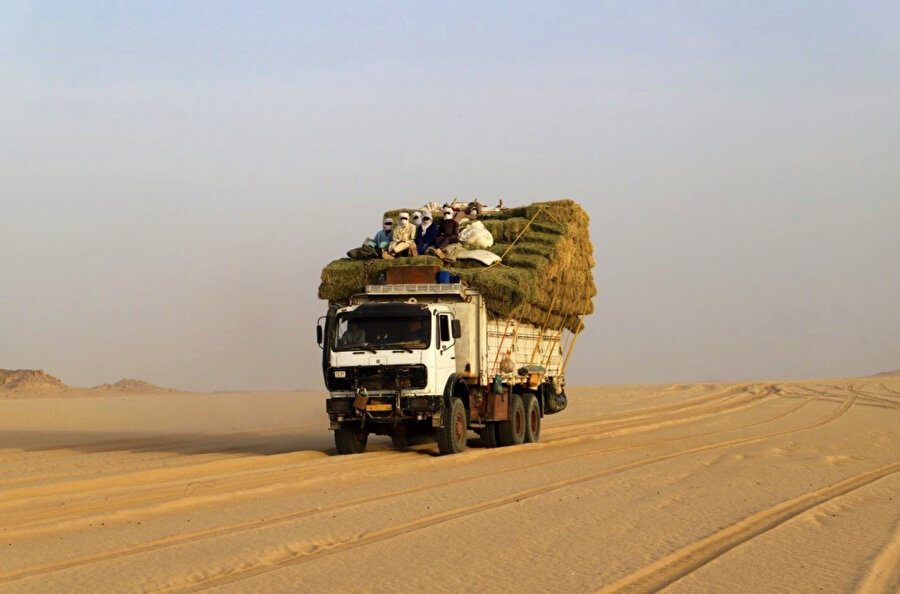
<box><xmin>326</xmin><ymin>393</ymin><xmax>442</xmax><ymax>429</ymax></box>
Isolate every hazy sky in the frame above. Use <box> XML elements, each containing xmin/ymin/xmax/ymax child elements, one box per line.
<box><xmin>2</xmin><ymin>2</ymin><xmax>898</xmax><ymax>391</ymax></box>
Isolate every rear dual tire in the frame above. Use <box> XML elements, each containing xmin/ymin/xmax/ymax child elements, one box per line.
<box><xmin>498</xmin><ymin>394</ymin><xmax>526</xmax><ymax>446</ymax></box>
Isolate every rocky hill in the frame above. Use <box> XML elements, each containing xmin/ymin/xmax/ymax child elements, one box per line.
<box><xmin>1</xmin><ymin>370</ymin><xmax>181</xmax><ymax>396</ymax></box>
<box><xmin>0</xmin><ymin>369</ymin><xmax>67</xmax><ymax>391</ymax></box>
<box><xmin>91</xmin><ymin>379</ymin><xmax>180</xmax><ymax>393</ymax></box>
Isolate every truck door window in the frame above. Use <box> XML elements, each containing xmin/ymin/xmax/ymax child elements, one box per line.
<box><xmin>439</xmin><ymin>315</ymin><xmax>451</xmax><ymax>344</ymax></box>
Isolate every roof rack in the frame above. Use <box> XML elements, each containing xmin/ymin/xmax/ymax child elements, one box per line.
<box><xmin>365</xmin><ymin>283</ymin><xmax>467</xmax><ymax>296</ymax></box>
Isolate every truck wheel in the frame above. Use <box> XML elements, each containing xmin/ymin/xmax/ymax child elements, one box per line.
<box><xmin>436</xmin><ymin>397</ymin><xmax>467</xmax><ymax>455</ymax></box>
<box><xmin>522</xmin><ymin>393</ymin><xmax>541</xmax><ymax>443</ymax></box>
<box><xmin>334</xmin><ymin>424</ymin><xmax>368</xmax><ymax>455</ymax></box>
<box><xmin>479</xmin><ymin>423</ymin><xmax>500</xmax><ymax>448</ymax></box>
<box><xmin>498</xmin><ymin>394</ymin><xmax>525</xmax><ymax>446</ymax></box>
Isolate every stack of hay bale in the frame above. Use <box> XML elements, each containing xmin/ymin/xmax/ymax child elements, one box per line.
<box><xmin>318</xmin><ymin>199</ymin><xmax>595</xmax><ymax>333</ymax></box>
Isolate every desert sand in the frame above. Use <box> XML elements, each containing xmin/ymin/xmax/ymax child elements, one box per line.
<box><xmin>1</xmin><ymin>377</ymin><xmax>899</xmax><ymax>592</ymax></box>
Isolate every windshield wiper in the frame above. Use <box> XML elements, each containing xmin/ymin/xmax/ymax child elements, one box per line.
<box><xmin>348</xmin><ymin>344</ymin><xmax>378</xmax><ymax>354</ymax></box>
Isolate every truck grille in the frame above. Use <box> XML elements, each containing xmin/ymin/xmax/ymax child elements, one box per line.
<box><xmin>327</xmin><ymin>365</ymin><xmax>428</xmax><ymax>392</ymax></box>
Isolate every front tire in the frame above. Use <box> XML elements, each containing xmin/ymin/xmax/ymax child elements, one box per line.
<box><xmin>498</xmin><ymin>394</ymin><xmax>526</xmax><ymax>446</ymax></box>
<box><xmin>522</xmin><ymin>393</ymin><xmax>541</xmax><ymax>443</ymax></box>
<box><xmin>437</xmin><ymin>397</ymin><xmax>468</xmax><ymax>455</ymax></box>
<box><xmin>334</xmin><ymin>424</ymin><xmax>368</xmax><ymax>455</ymax></box>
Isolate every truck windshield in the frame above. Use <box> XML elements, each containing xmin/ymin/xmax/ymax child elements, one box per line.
<box><xmin>333</xmin><ymin>314</ymin><xmax>431</xmax><ymax>351</ymax></box>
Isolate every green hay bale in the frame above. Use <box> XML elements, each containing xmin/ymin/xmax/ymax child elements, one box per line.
<box><xmin>501</xmin><ymin>252</ymin><xmax>552</xmax><ymax>270</ymax></box>
<box><xmin>500</xmin><ymin>243</ymin><xmax>559</xmax><ymax>257</ymax></box>
<box><xmin>454</xmin><ymin>262</ymin><xmax>594</xmax><ymax>331</ymax></box>
<box><xmin>479</xmin><ymin>218</ymin><xmax>527</xmax><ymax>241</ymax></box>
<box><xmin>455</xmin><ymin>267</ymin><xmax>535</xmax><ymax>311</ymax></box>
<box><xmin>479</xmin><ymin>217</ymin><xmax>564</xmax><ymax>240</ymax></box>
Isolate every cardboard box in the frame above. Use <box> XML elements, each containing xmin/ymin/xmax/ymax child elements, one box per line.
<box><xmin>385</xmin><ymin>266</ymin><xmax>441</xmax><ymax>285</ymax></box>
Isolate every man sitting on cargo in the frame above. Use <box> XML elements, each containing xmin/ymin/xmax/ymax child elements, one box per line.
<box><xmin>415</xmin><ymin>211</ymin><xmax>438</xmax><ymax>255</ymax></box>
<box><xmin>347</xmin><ymin>217</ymin><xmax>394</xmax><ymax>259</ymax></box>
<box><xmin>383</xmin><ymin>212</ymin><xmax>417</xmax><ymax>259</ymax></box>
<box><xmin>430</xmin><ymin>207</ymin><xmax>462</xmax><ymax>262</ymax></box>
<box><xmin>368</xmin><ymin>218</ymin><xmax>394</xmax><ymax>255</ymax></box>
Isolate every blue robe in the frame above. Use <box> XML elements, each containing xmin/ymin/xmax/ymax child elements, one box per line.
<box><xmin>415</xmin><ymin>223</ymin><xmax>438</xmax><ymax>254</ymax></box>
<box><xmin>366</xmin><ymin>229</ymin><xmax>393</xmax><ymax>249</ymax></box>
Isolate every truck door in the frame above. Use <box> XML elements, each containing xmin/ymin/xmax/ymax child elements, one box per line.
<box><xmin>434</xmin><ymin>312</ymin><xmax>457</xmax><ymax>392</ymax></box>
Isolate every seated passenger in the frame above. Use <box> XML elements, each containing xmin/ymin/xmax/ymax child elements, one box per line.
<box><xmin>415</xmin><ymin>211</ymin><xmax>438</xmax><ymax>255</ymax></box>
<box><xmin>431</xmin><ymin>207</ymin><xmax>461</xmax><ymax>261</ymax></box>
<box><xmin>347</xmin><ymin>218</ymin><xmax>394</xmax><ymax>259</ymax></box>
<box><xmin>368</xmin><ymin>218</ymin><xmax>394</xmax><ymax>254</ymax></box>
<box><xmin>384</xmin><ymin>212</ymin><xmax>417</xmax><ymax>259</ymax></box>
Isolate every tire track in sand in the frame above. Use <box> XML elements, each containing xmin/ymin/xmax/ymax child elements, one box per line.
<box><xmin>597</xmin><ymin>460</ymin><xmax>900</xmax><ymax>594</ymax></box>
<box><xmin>541</xmin><ymin>384</ymin><xmax>776</xmax><ymax>446</ymax></box>
<box><xmin>150</xmin><ymin>395</ymin><xmax>857</xmax><ymax>593</ymax></box>
<box><xmin>854</xmin><ymin>515</ymin><xmax>900</xmax><ymax>593</ymax></box>
<box><xmin>4</xmin><ymin>384</ymin><xmax>831</xmax><ymax>588</ymax></box>
<box><xmin>0</xmin><ymin>386</ymin><xmax>811</xmax><ymax>584</ymax></box>
<box><xmin>0</xmin><ymin>388</ymin><xmax>847</xmax><ymax>589</ymax></box>
<box><xmin>0</xmin><ymin>384</ymin><xmax>775</xmax><ymax>535</ymax></box>
<box><xmin>3</xmin><ymin>384</ymin><xmax>785</xmax><ymax>545</ymax></box>
<box><xmin>548</xmin><ymin>383</ymin><xmax>762</xmax><ymax>434</ymax></box>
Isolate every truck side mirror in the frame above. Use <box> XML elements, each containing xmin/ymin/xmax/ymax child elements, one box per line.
<box><xmin>451</xmin><ymin>319</ymin><xmax>461</xmax><ymax>339</ymax></box>
<box><xmin>316</xmin><ymin>318</ymin><xmax>325</xmax><ymax>348</ymax></box>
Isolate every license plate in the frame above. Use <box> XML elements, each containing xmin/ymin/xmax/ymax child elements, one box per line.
<box><xmin>366</xmin><ymin>403</ymin><xmax>393</xmax><ymax>412</ymax></box>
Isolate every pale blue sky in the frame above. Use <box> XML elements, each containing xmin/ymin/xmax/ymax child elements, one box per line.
<box><xmin>2</xmin><ymin>1</ymin><xmax>898</xmax><ymax>390</ymax></box>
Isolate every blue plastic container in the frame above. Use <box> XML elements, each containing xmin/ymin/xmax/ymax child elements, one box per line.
<box><xmin>436</xmin><ymin>270</ymin><xmax>451</xmax><ymax>283</ymax></box>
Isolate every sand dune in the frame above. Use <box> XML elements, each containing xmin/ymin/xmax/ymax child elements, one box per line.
<box><xmin>1</xmin><ymin>378</ymin><xmax>899</xmax><ymax>592</ymax></box>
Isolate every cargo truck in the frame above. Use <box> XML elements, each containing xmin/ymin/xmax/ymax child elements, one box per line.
<box><xmin>316</xmin><ymin>269</ymin><xmax>569</xmax><ymax>455</ymax></box>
